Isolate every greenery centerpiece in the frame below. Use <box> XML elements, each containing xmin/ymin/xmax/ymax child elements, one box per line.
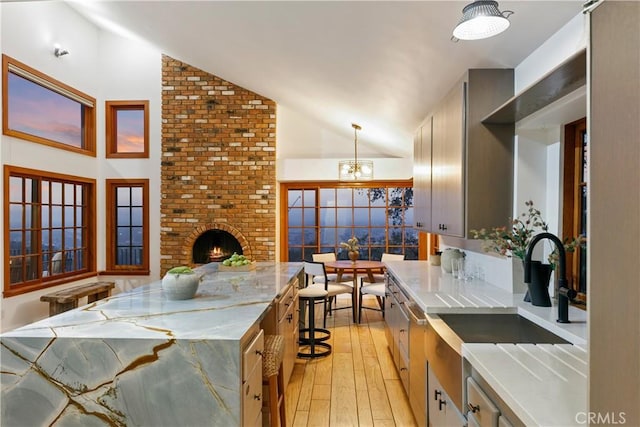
<box><xmin>162</xmin><ymin>266</ymin><xmax>202</xmax><ymax>300</ymax></box>
<box><xmin>340</xmin><ymin>237</ymin><xmax>360</xmax><ymax>263</ymax></box>
<box><xmin>470</xmin><ymin>200</ymin><xmax>582</xmax><ymax>269</ymax></box>
<box><xmin>471</xmin><ymin>200</ymin><xmax>583</xmax><ymax>305</ymax></box>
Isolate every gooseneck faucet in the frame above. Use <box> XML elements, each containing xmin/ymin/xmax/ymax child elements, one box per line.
<box><xmin>524</xmin><ymin>232</ymin><xmax>577</xmax><ymax>323</ymax></box>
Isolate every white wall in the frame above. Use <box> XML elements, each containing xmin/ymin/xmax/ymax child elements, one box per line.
<box><xmin>0</xmin><ymin>2</ymin><xmax>161</xmax><ymax>331</ymax></box>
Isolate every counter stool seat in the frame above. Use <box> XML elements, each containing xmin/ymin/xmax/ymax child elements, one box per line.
<box><xmin>262</xmin><ymin>335</ymin><xmax>286</xmax><ymax>427</ymax></box>
<box><xmin>298</xmin><ymin>287</ymin><xmax>331</xmax><ymax>359</ymax></box>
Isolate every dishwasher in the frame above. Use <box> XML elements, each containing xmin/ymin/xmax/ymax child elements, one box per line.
<box><xmin>407</xmin><ymin>302</ymin><xmax>427</xmax><ymax>427</ymax></box>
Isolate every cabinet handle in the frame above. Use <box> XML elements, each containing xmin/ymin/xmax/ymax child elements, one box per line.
<box><xmin>255</xmin><ymin>349</ymin><xmax>263</xmax><ymax>357</ymax></box>
<box><xmin>439</xmin><ymin>399</ymin><xmax>447</xmax><ymax>411</ymax></box>
<box><xmin>400</xmin><ymin>367</ymin><xmax>408</xmax><ymax>372</ymax></box>
<box><xmin>390</xmin><ymin>302</ymin><xmax>395</xmax><ymax>308</ymax></box>
<box><xmin>434</xmin><ymin>390</ymin><xmax>441</xmax><ymax>401</ymax></box>
<box><xmin>287</xmin><ymin>313</ymin><xmax>293</xmax><ymax>322</ymax></box>
<box><xmin>468</xmin><ymin>403</ymin><xmax>480</xmax><ymax>413</ymax></box>
<box><xmin>254</xmin><ymin>393</ymin><xmax>262</xmax><ymax>401</ymax></box>
<box><xmin>399</xmin><ymin>328</ymin><xmax>406</xmax><ymax>333</ymax></box>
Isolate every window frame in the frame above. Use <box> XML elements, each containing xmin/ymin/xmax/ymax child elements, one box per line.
<box><xmin>3</xmin><ymin>166</ymin><xmax>97</xmax><ymax>298</ymax></box>
<box><xmin>2</xmin><ymin>55</ymin><xmax>96</xmax><ymax>157</ymax></box>
<box><xmin>280</xmin><ymin>180</ymin><xmax>419</xmax><ymax>261</ymax></box>
<box><xmin>563</xmin><ymin>117</ymin><xmax>588</xmax><ymax>304</ymax></box>
<box><xmin>105</xmin><ymin>100</ymin><xmax>149</xmax><ymax>158</ymax></box>
<box><xmin>105</xmin><ymin>179</ymin><xmax>150</xmax><ymax>275</ymax></box>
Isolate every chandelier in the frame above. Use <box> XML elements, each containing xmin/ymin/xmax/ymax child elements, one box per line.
<box><xmin>338</xmin><ymin>123</ymin><xmax>374</xmax><ymax>181</ymax></box>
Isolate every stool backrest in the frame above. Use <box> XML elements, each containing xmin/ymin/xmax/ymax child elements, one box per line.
<box><xmin>303</xmin><ymin>261</ymin><xmax>327</xmax><ymax>287</ymax></box>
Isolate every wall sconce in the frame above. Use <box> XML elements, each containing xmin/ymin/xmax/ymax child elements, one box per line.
<box><xmin>54</xmin><ymin>44</ymin><xmax>69</xmax><ymax>57</ymax></box>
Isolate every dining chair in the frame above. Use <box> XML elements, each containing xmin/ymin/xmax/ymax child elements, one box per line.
<box><xmin>363</xmin><ymin>252</ymin><xmax>405</xmax><ymax>284</ymax></box>
<box><xmin>311</xmin><ymin>252</ymin><xmax>353</xmax><ymax>283</ymax></box>
<box><xmin>359</xmin><ymin>253</ymin><xmax>404</xmax><ymax>322</ymax></box>
<box><xmin>304</xmin><ymin>261</ymin><xmax>356</xmax><ymax>324</ymax></box>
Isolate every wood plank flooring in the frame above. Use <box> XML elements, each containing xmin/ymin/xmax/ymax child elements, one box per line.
<box><xmin>286</xmin><ymin>295</ymin><xmax>417</xmax><ymax>427</ymax></box>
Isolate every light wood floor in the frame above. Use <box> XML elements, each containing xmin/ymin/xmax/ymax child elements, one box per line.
<box><xmin>285</xmin><ymin>295</ymin><xmax>417</xmax><ymax>427</ymax></box>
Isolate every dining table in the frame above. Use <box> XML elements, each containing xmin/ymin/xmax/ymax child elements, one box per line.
<box><xmin>324</xmin><ymin>260</ymin><xmax>386</xmax><ymax>323</ymax></box>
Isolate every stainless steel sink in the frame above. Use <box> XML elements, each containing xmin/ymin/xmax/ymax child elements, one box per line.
<box><xmin>437</xmin><ymin>313</ymin><xmax>569</xmax><ymax>344</ymax></box>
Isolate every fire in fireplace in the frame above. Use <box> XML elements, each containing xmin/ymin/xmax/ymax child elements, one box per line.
<box><xmin>192</xmin><ymin>230</ymin><xmax>243</xmax><ymax>264</ymax></box>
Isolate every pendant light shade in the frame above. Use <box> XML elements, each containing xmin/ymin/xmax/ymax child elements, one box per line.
<box><xmin>453</xmin><ymin>1</ymin><xmax>513</xmax><ymax>41</ymax></box>
<box><xmin>339</xmin><ymin>123</ymin><xmax>374</xmax><ymax>181</ymax></box>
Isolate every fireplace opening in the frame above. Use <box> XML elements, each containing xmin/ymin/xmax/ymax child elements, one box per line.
<box><xmin>192</xmin><ymin>230</ymin><xmax>243</xmax><ymax>264</ymax></box>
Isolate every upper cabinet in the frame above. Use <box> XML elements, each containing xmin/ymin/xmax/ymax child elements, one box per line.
<box><xmin>413</xmin><ymin>69</ymin><xmax>514</xmax><ymax>237</ymax></box>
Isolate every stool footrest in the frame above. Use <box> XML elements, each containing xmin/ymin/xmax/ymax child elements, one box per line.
<box><xmin>299</xmin><ymin>328</ymin><xmax>331</xmax><ymax>343</ymax></box>
<box><xmin>297</xmin><ymin>342</ymin><xmax>332</xmax><ymax>359</ymax></box>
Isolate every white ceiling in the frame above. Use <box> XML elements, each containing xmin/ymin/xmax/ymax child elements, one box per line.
<box><xmin>68</xmin><ymin>0</ymin><xmax>583</xmax><ymax>159</ymax></box>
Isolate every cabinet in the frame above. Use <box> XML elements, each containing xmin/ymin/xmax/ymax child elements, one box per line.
<box><xmin>242</xmin><ymin>329</ymin><xmax>265</xmax><ymax>427</ymax></box>
<box><xmin>413</xmin><ymin>69</ymin><xmax>514</xmax><ymax>237</ymax></box>
<box><xmin>428</xmin><ymin>365</ymin><xmax>465</xmax><ymax>427</ymax></box>
<box><xmin>260</xmin><ymin>276</ymin><xmax>300</xmax><ymax>387</ymax></box>
<box><xmin>384</xmin><ymin>274</ymin><xmax>410</xmax><ymax>394</ymax></box>
<box><xmin>413</xmin><ymin>119</ymin><xmax>432</xmax><ymax>231</ymax></box>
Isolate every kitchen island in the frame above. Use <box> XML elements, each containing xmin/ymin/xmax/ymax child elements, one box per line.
<box><xmin>384</xmin><ymin>261</ymin><xmax>587</xmax><ymax>427</ymax></box>
<box><xmin>0</xmin><ymin>262</ymin><xmax>302</xmax><ymax>427</ymax></box>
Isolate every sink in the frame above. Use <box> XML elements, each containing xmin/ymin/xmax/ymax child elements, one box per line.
<box><xmin>437</xmin><ymin>313</ymin><xmax>569</xmax><ymax>344</ymax></box>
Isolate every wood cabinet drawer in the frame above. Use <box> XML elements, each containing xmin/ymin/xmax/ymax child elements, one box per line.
<box><xmin>277</xmin><ymin>286</ymin><xmax>294</xmax><ymax>322</ymax></box>
<box><xmin>242</xmin><ymin>357</ymin><xmax>263</xmax><ymax>426</ymax></box>
<box><xmin>243</xmin><ymin>329</ymin><xmax>264</xmax><ymax>382</ymax></box>
<box><xmin>467</xmin><ymin>377</ymin><xmax>500</xmax><ymax>427</ymax></box>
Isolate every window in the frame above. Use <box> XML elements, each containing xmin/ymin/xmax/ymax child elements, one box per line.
<box><xmin>281</xmin><ymin>181</ymin><xmax>418</xmax><ymax>261</ymax></box>
<box><xmin>105</xmin><ymin>101</ymin><xmax>149</xmax><ymax>158</ymax></box>
<box><xmin>4</xmin><ymin>166</ymin><xmax>96</xmax><ymax>296</ymax></box>
<box><xmin>105</xmin><ymin>179</ymin><xmax>149</xmax><ymax>274</ymax></box>
<box><xmin>563</xmin><ymin>118</ymin><xmax>588</xmax><ymax>303</ymax></box>
<box><xmin>2</xmin><ymin>55</ymin><xmax>96</xmax><ymax>156</ymax></box>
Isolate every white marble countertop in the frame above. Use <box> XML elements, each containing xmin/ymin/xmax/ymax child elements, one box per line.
<box><xmin>385</xmin><ymin>261</ymin><xmax>588</xmax><ymax>426</ymax></box>
<box><xmin>1</xmin><ymin>262</ymin><xmax>303</xmax><ymax>341</ymax></box>
<box><xmin>463</xmin><ymin>343</ymin><xmax>588</xmax><ymax>427</ymax></box>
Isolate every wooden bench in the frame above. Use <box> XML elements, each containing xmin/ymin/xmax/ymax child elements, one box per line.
<box><xmin>40</xmin><ymin>281</ymin><xmax>116</xmax><ymax>316</ymax></box>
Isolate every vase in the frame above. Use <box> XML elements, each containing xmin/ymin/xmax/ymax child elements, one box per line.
<box><xmin>524</xmin><ymin>260</ymin><xmax>552</xmax><ymax>307</ymax></box>
<box><xmin>348</xmin><ymin>251</ymin><xmax>359</xmax><ymax>264</ymax></box>
<box><xmin>440</xmin><ymin>248</ymin><xmax>464</xmax><ymax>274</ymax></box>
<box><xmin>161</xmin><ymin>272</ymin><xmax>202</xmax><ymax>300</ymax></box>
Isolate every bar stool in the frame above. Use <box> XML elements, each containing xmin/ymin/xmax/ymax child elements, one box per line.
<box><xmin>262</xmin><ymin>335</ymin><xmax>286</xmax><ymax>427</ymax></box>
<box><xmin>297</xmin><ymin>287</ymin><xmax>331</xmax><ymax>358</ymax></box>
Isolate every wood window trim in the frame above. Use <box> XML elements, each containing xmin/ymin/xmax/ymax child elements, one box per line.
<box><xmin>2</xmin><ymin>55</ymin><xmax>96</xmax><ymax>157</ymax></box>
<box><xmin>105</xmin><ymin>100</ymin><xmax>150</xmax><ymax>158</ymax></box>
<box><xmin>3</xmin><ymin>165</ymin><xmax>97</xmax><ymax>298</ymax></box>
<box><xmin>279</xmin><ymin>179</ymin><xmax>418</xmax><ymax>261</ymax></box>
<box><xmin>563</xmin><ymin>117</ymin><xmax>587</xmax><ymax>304</ymax></box>
<box><xmin>105</xmin><ymin>179</ymin><xmax>150</xmax><ymax>274</ymax></box>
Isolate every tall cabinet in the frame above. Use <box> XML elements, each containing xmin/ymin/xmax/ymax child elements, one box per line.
<box><xmin>413</xmin><ymin>69</ymin><xmax>514</xmax><ymax>238</ymax></box>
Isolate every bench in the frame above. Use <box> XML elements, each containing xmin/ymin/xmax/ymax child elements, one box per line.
<box><xmin>40</xmin><ymin>281</ymin><xmax>116</xmax><ymax>316</ymax></box>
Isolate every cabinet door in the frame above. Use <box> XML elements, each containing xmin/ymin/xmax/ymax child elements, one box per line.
<box><xmin>413</xmin><ymin>119</ymin><xmax>432</xmax><ymax>231</ymax></box>
<box><xmin>428</xmin><ymin>365</ymin><xmax>465</xmax><ymax>427</ymax></box>
<box><xmin>431</xmin><ymin>82</ymin><xmax>465</xmax><ymax>237</ymax></box>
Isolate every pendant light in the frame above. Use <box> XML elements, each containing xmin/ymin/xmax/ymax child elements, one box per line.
<box><xmin>338</xmin><ymin>123</ymin><xmax>373</xmax><ymax>181</ymax></box>
<box><xmin>453</xmin><ymin>1</ymin><xmax>514</xmax><ymax>41</ymax></box>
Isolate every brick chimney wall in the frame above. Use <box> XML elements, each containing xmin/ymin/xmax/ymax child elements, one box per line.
<box><xmin>160</xmin><ymin>55</ymin><xmax>276</xmax><ymax>274</ymax></box>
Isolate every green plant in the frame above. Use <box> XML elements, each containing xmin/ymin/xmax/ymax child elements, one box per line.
<box><xmin>471</xmin><ymin>200</ymin><xmax>584</xmax><ymax>269</ymax></box>
<box><xmin>167</xmin><ymin>266</ymin><xmax>195</xmax><ymax>275</ymax></box>
<box><xmin>340</xmin><ymin>236</ymin><xmax>360</xmax><ymax>252</ymax></box>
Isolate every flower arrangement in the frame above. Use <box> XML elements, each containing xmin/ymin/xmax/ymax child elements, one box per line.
<box><xmin>340</xmin><ymin>236</ymin><xmax>360</xmax><ymax>252</ymax></box>
<box><xmin>470</xmin><ymin>200</ymin><xmax>583</xmax><ymax>269</ymax></box>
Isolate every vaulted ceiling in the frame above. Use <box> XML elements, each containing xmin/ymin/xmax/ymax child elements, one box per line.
<box><xmin>69</xmin><ymin>1</ymin><xmax>583</xmax><ymax>158</ymax></box>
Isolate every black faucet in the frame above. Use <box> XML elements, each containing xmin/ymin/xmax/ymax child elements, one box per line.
<box><xmin>524</xmin><ymin>232</ymin><xmax>577</xmax><ymax>323</ymax></box>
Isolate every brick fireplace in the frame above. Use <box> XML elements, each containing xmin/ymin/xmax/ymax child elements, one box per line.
<box><xmin>160</xmin><ymin>55</ymin><xmax>276</xmax><ymax>274</ymax></box>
